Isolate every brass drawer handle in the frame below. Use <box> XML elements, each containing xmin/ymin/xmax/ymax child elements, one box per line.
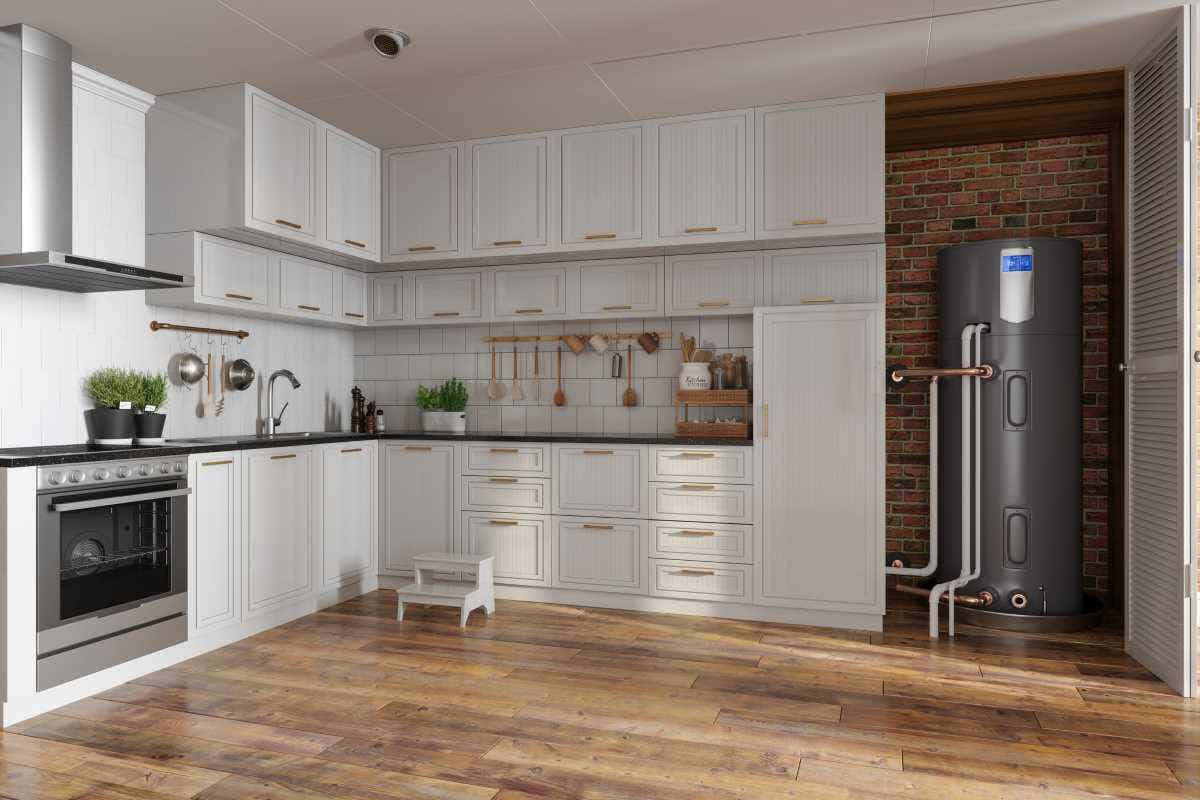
<box><xmin>675</xmin><ymin>569</ymin><xmax>715</xmax><ymax>577</ymax></box>
<box><xmin>584</xmin><ymin>233</ymin><xmax>616</xmax><ymax>240</ymax></box>
<box><xmin>680</xmin><ymin>483</ymin><xmax>715</xmax><ymax>490</ymax></box>
<box><xmin>514</xmin><ymin>308</ymin><xmax>543</xmax><ymax>315</ymax></box>
<box><xmin>201</xmin><ymin>459</ymin><xmax>234</xmax><ymax>466</ymax></box>
<box><xmin>582</xmin><ymin>523</ymin><xmax>613</xmax><ymax>530</ymax></box>
<box><xmin>674</xmin><ymin>530</ymin><xmax>716</xmax><ymax>537</ymax></box>
<box><xmin>493</xmin><ymin>240</ymin><xmax>522</xmax><ymax>246</ymax></box>
<box><xmin>488</xmin><ymin>477</ymin><xmax>518</xmax><ymax>484</ymax></box>
<box><xmin>405</xmin><ymin>445</ymin><xmax>432</xmax><ymax>451</ymax></box>
<box><xmin>601</xmin><ymin>304</ymin><xmax>632</xmax><ymax>311</ymax></box>
<box><xmin>677</xmin><ymin>452</ymin><xmax>715</xmax><ymax>458</ymax></box>
<box><xmin>270</xmin><ymin>453</ymin><xmax>297</xmax><ymax>460</ymax></box>
<box><xmin>489</xmin><ymin>448</ymin><xmax>520</xmax><ymax>454</ymax></box>
<box><xmin>224</xmin><ymin>292</ymin><xmax>254</xmax><ymax>301</ymax></box>
<box><xmin>274</xmin><ymin>218</ymin><xmax>303</xmax><ymax>230</ymax></box>
<box><xmin>582</xmin><ymin>449</ymin><xmax>614</xmax><ymax>455</ymax></box>
<box><xmin>344</xmin><ymin>239</ymin><xmax>367</xmax><ymax>248</ymax></box>
<box><xmin>408</xmin><ymin>245</ymin><xmax>437</xmax><ymax>252</ymax></box>
<box><xmin>344</xmin><ymin>312</ymin><xmax>364</xmax><ymax>319</ymax></box>
<box><xmin>298</xmin><ymin>304</ymin><xmax>321</xmax><ymax>312</ymax></box>
<box><xmin>698</xmin><ymin>300</ymin><xmax>731</xmax><ymax>308</ymax></box>
<box><xmin>489</xmin><ymin>519</ymin><xmax>519</xmax><ymax>526</ymax></box>
<box><xmin>684</xmin><ymin>226</ymin><xmax>718</xmax><ymax>233</ymax></box>
<box><xmin>792</xmin><ymin>218</ymin><xmax>828</xmax><ymax>226</ymax></box>
<box><xmin>340</xmin><ymin>447</ymin><xmax>363</xmax><ymax>453</ymax></box>
<box><xmin>800</xmin><ymin>297</ymin><xmax>835</xmax><ymax>305</ymax></box>
<box><xmin>433</xmin><ymin>311</ymin><xmax>461</xmax><ymax>317</ymax></box>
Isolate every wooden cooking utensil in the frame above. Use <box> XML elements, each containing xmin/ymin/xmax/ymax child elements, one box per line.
<box><xmin>532</xmin><ymin>345</ymin><xmax>540</xmax><ymax>401</ymax></box>
<box><xmin>511</xmin><ymin>348</ymin><xmax>525</xmax><ymax>401</ymax></box>
<box><xmin>553</xmin><ymin>347</ymin><xmax>566</xmax><ymax>407</ymax></box>
<box><xmin>623</xmin><ymin>345</ymin><xmax>638</xmax><ymax>407</ymax></box>
<box><xmin>487</xmin><ymin>347</ymin><xmax>507</xmax><ymax>400</ymax></box>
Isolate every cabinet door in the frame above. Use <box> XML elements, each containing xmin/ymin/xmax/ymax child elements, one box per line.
<box><xmin>765</xmin><ymin>245</ymin><xmax>882</xmax><ymax>305</ymax></box>
<box><xmin>665</xmin><ymin>252</ymin><xmax>760</xmax><ymax>315</ymax></box>
<box><xmin>341</xmin><ymin>271</ymin><xmax>367</xmax><ymax>323</ymax></box>
<box><xmin>470</xmin><ymin>135</ymin><xmax>550</xmax><ymax>251</ymax></box>
<box><xmin>577</xmin><ymin>258</ymin><xmax>662</xmax><ymax>317</ymax></box>
<box><xmin>279</xmin><ymin>256</ymin><xmax>335</xmax><ymax>318</ymax></box>
<box><xmin>382</xmin><ymin>444</ymin><xmax>455</xmax><ymax>574</ymax></box>
<box><xmin>756</xmin><ymin>95</ymin><xmax>883</xmax><ymax>239</ymax></box>
<box><xmin>413</xmin><ymin>270</ymin><xmax>483</xmax><ymax>321</ymax></box>
<box><xmin>754</xmin><ymin>305</ymin><xmax>883</xmax><ymax>612</ymax></box>
<box><xmin>554</xmin><ymin>446</ymin><xmax>643</xmax><ymax>517</ymax></box>
<box><xmin>460</xmin><ymin>513</ymin><xmax>548</xmax><ymax>586</ymax></box>
<box><xmin>561</xmin><ymin>124</ymin><xmax>643</xmax><ymax>245</ymax></box>
<box><xmin>372</xmin><ymin>274</ymin><xmax>406</xmax><ymax>322</ymax></box>
<box><xmin>244</xmin><ymin>449</ymin><xmax>312</xmax><ymax>615</ymax></box>
<box><xmin>321</xmin><ymin>444</ymin><xmax>374</xmax><ymax>588</ymax></box>
<box><xmin>385</xmin><ymin>145</ymin><xmax>459</xmax><ymax>258</ymax></box>
<box><xmin>249</xmin><ymin>91</ymin><xmax>315</xmax><ymax>237</ymax></box>
<box><xmin>190</xmin><ymin>454</ymin><xmax>240</xmax><ymax>633</ymax></box>
<box><xmin>198</xmin><ymin>235</ymin><xmax>270</xmax><ymax>308</ymax></box>
<box><xmin>325</xmin><ymin>127</ymin><xmax>379</xmax><ymax>258</ymax></box>
<box><xmin>657</xmin><ymin>110</ymin><xmax>751</xmax><ymax>243</ymax></box>
<box><xmin>555</xmin><ymin>518</ymin><xmax>643</xmax><ymax>593</ymax></box>
<box><xmin>493</xmin><ymin>265</ymin><xmax>568</xmax><ymax>319</ymax></box>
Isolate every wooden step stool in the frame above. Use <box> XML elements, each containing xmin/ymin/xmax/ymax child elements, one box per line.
<box><xmin>396</xmin><ymin>553</ymin><xmax>495</xmax><ymax>627</ymax></box>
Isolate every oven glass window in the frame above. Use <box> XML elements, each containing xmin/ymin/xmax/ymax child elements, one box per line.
<box><xmin>58</xmin><ymin>483</ymin><xmax>176</xmax><ymax>620</ymax></box>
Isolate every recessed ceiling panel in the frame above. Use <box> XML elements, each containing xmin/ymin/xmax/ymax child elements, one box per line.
<box><xmin>593</xmin><ymin>20</ymin><xmax>929</xmax><ymax>119</ymax></box>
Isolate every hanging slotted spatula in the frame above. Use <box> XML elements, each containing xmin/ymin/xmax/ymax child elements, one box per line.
<box><xmin>511</xmin><ymin>348</ymin><xmax>525</xmax><ymax>401</ymax></box>
<box><xmin>487</xmin><ymin>347</ymin><xmax>507</xmax><ymax>400</ymax></box>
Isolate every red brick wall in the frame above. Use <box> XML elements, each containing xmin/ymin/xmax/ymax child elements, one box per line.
<box><xmin>885</xmin><ymin>135</ymin><xmax>1111</xmax><ymax>594</ymax></box>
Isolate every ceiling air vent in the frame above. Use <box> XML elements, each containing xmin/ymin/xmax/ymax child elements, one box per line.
<box><xmin>365</xmin><ymin>27</ymin><xmax>411</xmax><ymax>59</ymax></box>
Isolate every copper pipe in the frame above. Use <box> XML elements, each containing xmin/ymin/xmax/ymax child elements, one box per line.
<box><xmin>890</xmin><ymin>365</ymin><xmax>994</xmax><ymax>382</ymax></box>
<box><xmin>895</xmin><ymin>583</ymin><xmax>994</xmax><ymax>607</ymax></box>
<box><xmin>150</xmin><ymin>320</ymin><xmax>249</xmax><ymax>340</ymax></box>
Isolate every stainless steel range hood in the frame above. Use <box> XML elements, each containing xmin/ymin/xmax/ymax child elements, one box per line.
<box><xmin>0</xmin><ymin>24</ymin><xmax>190</xmax><ymax>292</ymax></box>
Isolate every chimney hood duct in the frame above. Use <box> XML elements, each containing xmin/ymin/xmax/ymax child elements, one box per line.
<box><xmin>0</xmin><ymin>24</ymin><xmax>190</xmax><ymax>292</ymax></box>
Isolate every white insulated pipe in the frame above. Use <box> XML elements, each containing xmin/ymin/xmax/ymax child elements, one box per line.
<box><xmin>885</xmin><ymin>376</ymin><xmax>938</xmax><ymax>578</ymax></box>
<box><xmin>948</xmin><ymin>323</ymin><xmax>988</xmax><ymax>637</ymax></box>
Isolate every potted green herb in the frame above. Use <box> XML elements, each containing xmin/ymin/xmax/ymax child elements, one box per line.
<box><xmin>416</xmin><ymin>378</ymin><xmax>468</xmax><ymax>433</ymax></box>
<box><xmin>134</xmin><ymin>371</ymin><xmax>170</xmax><ymax>444</ymax></box>
<box><xmin>83</xmin><ymin>367</ymin><xmax>140</xmax><ymax>445</ymax></box>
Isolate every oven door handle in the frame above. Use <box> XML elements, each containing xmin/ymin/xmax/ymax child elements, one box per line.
<box><xmin>50</xmin><ymin>487</ymin><xmax>192</xmax><ymax>512</ymax></box>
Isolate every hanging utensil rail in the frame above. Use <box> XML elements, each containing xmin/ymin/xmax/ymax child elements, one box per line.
<box><xmin>150</xmin><ymin>320</ymin><xmax>250</xmax><ymax>340</ymax></box>
<box><xmin>481</xmin><ymin>330</ymin><xmax>669</xmax><ymax>344</ymax></box>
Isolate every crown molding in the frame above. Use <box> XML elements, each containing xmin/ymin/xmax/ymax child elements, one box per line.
<box><xmin>71</xmin><ymin>63</ymin><xmax>156</xmax><ymax>114</ymax></box>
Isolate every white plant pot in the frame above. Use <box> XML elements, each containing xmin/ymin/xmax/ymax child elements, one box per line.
<box><xmin>421</xmin><ymin>410</ymin><xmax>467</xmax><ymax>434</ymax></box>
<box><xmin>678</xmin><ymin>363</ymin><xmax>712</xmax><ymax>391</ymax></box>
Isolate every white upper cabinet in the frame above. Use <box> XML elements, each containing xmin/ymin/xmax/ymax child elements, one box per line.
<box><xmin>469</xmin><ymin>134</ymin><xmax>555</xmax><ymax>253</ymax></box>
<box><xmin>765</xmin><ymin>244</ymin><xmax>883</xmax><ymax>305</ymax></box>
<box><xmin>384</xmin><ymin>144</ymin><xmax>461</xmax><ymax>261</ymax></box>
<box><xmin>665</xmin><ymin>252</ymin><xmax>761</xmax><ymax>316</ymax></box>
<box><xmin>324</xmin><ymin>127</ymin><xmax>380</xmax><ymax>259</ymax></box>
<box><xmin>756</xmin><ymin>95</ymin><xmax>883</xmax><ymax>240</ymax></box>
<box><xmin>413</xmin><ymin>269</ymin><xmax>484</xmax><ymax>321</ymax></box>
<box><xmin>560</xmin><ymin>123</ymin><xmax>645</xmax><ymax>247</ymax></box>
<box><xmin>578</xmin><ymin>258</ymin><xmax>663</xmax><ymax>318</ymax></box>
<box><xmin>196</xmin><ymin>235</ymin><xmax>270</xmax><ymax>309</ymax></box>
<box><xmin>657</xmin><ymin>110</ymin><xmax>752</xmax><ymax>244</ymax></box>
<box><xmin>493</xmin><ymin>265</ymin><xmax>569</xmax><ymax>319</ymax></box>
<box><xmin>372</xmin><ymin>273</ymin><xmax>406</xmax><ymax>322</ymax></box>
<box><xmin>249</xmin><ymin>90</ymin><xmax>317</xmax><ymax>238</ymax></box>
<box><xmin>278</xmin><ymin>255</ymin><xmax>335</xmax><ymax>319</ymax></box>
<box><xmin>340</xmin><ymin>270</ymin><xmax>367</xmax><ymax>323</ymax></box>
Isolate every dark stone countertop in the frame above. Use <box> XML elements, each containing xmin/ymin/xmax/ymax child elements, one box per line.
<box><xmin>0</xmin><ymin>430</ymin><xmax>751</xmax><ymax>467</ymax></box>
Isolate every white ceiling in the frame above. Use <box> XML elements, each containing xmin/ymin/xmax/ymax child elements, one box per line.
<box><xmin>1</xmin><ymin>0</ymin><xmax>1181</xmax><ymax>147</ymax></box>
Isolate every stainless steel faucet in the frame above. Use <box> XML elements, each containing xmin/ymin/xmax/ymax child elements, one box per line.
<box><xmin>266</xmin><ymin>369</ymin><xmax>301</xmax><ymax>435</ymax></box>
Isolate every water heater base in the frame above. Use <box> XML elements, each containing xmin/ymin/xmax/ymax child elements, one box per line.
<box><xmin>946</xmin><ymin>594</ymin><xmax>1105</xmax><ymax>633</ymax></box>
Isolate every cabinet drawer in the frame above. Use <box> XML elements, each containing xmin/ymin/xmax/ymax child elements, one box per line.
<box><xmin>554</xmin><ymin>446</ymin><xmax>643</xmax><ymax>517</ymax></box>
<box><xmin>463</xmin><ymin>443</ymin><xmax>551</xmax><ymax>477</ymax></box>
<box><xmin>459</xmin><ymin>512</ymin><xmax>548</xmax><ymax>586</ymax></box>
<box><xmin>577</xmin><ymin>258</ymin><xmax>662</xmax><ymax>317</ymax></box>
<box><xmin>651</xmin><ymin>447</ymin><xmax>752</xmax><ymax>483</ymax></box>
<box><xmin>651</xmin><ymin>522</ymin><xmax>752</xmax><ymax>564</ymax></box>
<box><xmin>492</xmin><ymin>265</ymin><xmax>568</xmax><ymax>319</ymax></box>
<box><xmin>665</xmin><ymin>252</ymin><xmax>760</xmax><ymax>315</ymax></box>
<box><xmin>649</xmin><ymin>482</ymin><xmax>752</xmax><ymax>523</ymax></box>
<box><xmin>460</xmin><ymin>475</ymin><xmax>549</xmax><ymax>513</ymax></box>
<box><xmin>765</xmin><ymin>245</ymin><xmax>882</xmax><ymax>305</ymax></box>
<box><xmin>413</xmin><ymin>269</ymin><xmax>483</xmax><ymax>320</ymax></box>
<box><xmin>650</xmin><ymin>559</ymin><xmax>751</xmax><ymax>603</ymax></box>
<box><xmin>555</xmin><ymin>518</ymin><xmax>644</xmax><ymax>593</ymax></box>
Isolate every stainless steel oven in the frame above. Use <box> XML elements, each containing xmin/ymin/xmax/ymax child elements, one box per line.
<box><xmin>36</xmin><ymin>457</ymin><xmax>190</xmax><ymax>690</ymax></box>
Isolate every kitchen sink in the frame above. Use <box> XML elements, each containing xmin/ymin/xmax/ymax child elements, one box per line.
<box><xmin>165</xmin><ymin>437</ymin><xmax>242</xmax><ymax>446</ymax></box>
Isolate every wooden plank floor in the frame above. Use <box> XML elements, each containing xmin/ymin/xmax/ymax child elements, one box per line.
<box><xmin>4</xmin><ymin>589</ymin><xmax>1199</xmax><ymax>799</ymax></box>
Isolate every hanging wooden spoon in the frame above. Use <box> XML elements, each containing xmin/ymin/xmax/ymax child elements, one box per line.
<box><xmin>487</xmin><ymin>346</ymin><xmax>507</xmax><ymax>400</ymax></box>
<box><xmin>553</xmin><ymin>347</ymin><xmax>566</xmax><ymax>407</ymax></box>
<box><xmin>623</xmin><ymin>344</ymin><xmax>638</xmax><ymax>407</ymax></box>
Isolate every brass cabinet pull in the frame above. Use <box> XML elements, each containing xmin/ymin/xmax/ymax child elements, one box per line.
<box><xmin>433</xmin><ymin>311</ymin><xmax>461</xmax><ymax>317</ymax></box>
<box><xmin>201</xmin><ymin>459</ymin><xmax>234</xmax><ymax>466</ymax></box>
<box><xmin>800</xmin><ymin>297</ymin><xmax>835</xmax><ymax>305</ymax></box>
<box><xmin>675</xmin><ymin>530</ymin><xmax>716</xmax><ymax>537</ymax></box>
<box><xmin>225</xmin><ymin>292</ymin><xmax>254</xmax><ymax>301</ymax></box>
<box><xmin>675</xmin><ymin>569</ymin><xmax>715</xmax><ymax>577</ymax></box>
<box><xmin>298</xmin><ymin>304</ymin><xmax>321</xmax><ymax>312</ymax></box>
<box><xmin>489</xmin><ymin>448</ymin><xmax>520</xmax><ymax>454</ymax></box>
<box><xmin>343</xmin><ymin>239</ymin><xmax>367</xmax><ymax>248</ymax></box>
<box><xmin>405</xmin><ymin>445</ymin><xmax>433</xmax><ymax>451</ymax></box>
<box><xmin>274</xmin><ymin>218</ymin><xmax>303</xmax><ymax>229</ymax></box>
<box><xmin>762</xmin><ymin>404</ymin><xmax>768</xmax><ymax>438</ymax></box>
<box><xmin>582</xmin><ymin>523</ymin><xmax>614</xmax><ymax>530</ymax></box>
<box><xmin>488</xmin><ymin>477</ymin><xmax>518</xmax><ymax>484</ymax></box>
<box><xmin>584</xmin><ymin>233</ymin><xmax>616</xmax><ymax>240</ymax></box>
<box><xmin>678</xmin><ymin>452</ymin><xmax>715</xmax><ymax>458</ymax></box>
<box><xmin>340</xmin><ymin>447</ymin><xmax>363</xmax><ymax>453</ymax></box>
<box><xmin>680</xmin><ymin>483</ymin><xmax>715</xmax><ymax>490</ymax></box>
<box><xmin>792</xmin><ymin>218</ymin><xmax>828</xmax><ymax>226</ymax></box>
<box><xmin>408</xmin><ymin>245</ymin><xmax>437</xmax><ymax>252</ymax></box>
<box><xmin>493</xmin><ymin>240</ymin><xmax>522</xmax><ymax>246</ymax></box>
<box><xmin>270</xmin><ymin>453</ymin><xmax>297</xmax><ymax>460</ymax></box>
<box><xmin>684</xmin><ymin>226</ymin><xmax>719</xmax><ymax>233</ymax></box>
<box><xmin>601</xmin><ymin>304</ymin><xmax>632</xmax><ymax>311</ymax></box>
<box><xmin>344</xmin><ymin>312</ymin><xmax>365</xmax><ymax>319</ymax></box>
<box><xmin>489</xmin><ymin>519</ymin><xmax>519</xmax><ymax>526</ymax></box>
<box><xmin>582</xmin><ymin>449</ymin><xmax>614</xmax><ymax>455</ymax></box>
<box><xmin>698</xmin><ymin>300</ymin><xmax>731</xmax><ymax>308</ymax></box>
<box><xmin>514</xmin><ymin>308</ymin><xmax>543</xmax><ymax>315</ymax></box>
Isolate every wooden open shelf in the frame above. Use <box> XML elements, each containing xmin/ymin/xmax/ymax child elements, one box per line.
<box><xmin>674</xmin><ymin>389</ymin><xmax>752</xmax><ymax>406</ymax></box>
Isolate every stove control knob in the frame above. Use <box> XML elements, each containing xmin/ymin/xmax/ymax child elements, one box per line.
<box><xmin>173</xmin><ymin>461</ymin><xmax>186</xmax><ymax>473</ymax></box>
<box><xmin>159</xmin><ymin>463</ymin><xmax>170</xmax><ymax>474</ymax></box>
<box><xmin>46</xmin><ymin>471</ymin><xmax>64</xmax><ymax>486</ymax></box>
<box><xmin>92</xmin><ymin>468</ymin><xmax>109</xmax><ymax>481</ymax></box>
<box><xmin>137</xmin><ymin>464</ymin><xmax>150</xmax><ymax>476</ymax></box>
<box><xmin>115</xmin><ymin>466</ymin><xmax>131</xmax><ymax>479</ymax></box>
<box><xmin>67</xmin><ymin>470</ymin><xmax>85</xmax><ymax>484</ymax></box>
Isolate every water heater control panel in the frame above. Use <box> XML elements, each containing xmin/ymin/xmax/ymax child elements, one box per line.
<box><xmin>999</xmin><ymin>246</ymin><xmax>1034</xmax><ymax>323</ymax></box>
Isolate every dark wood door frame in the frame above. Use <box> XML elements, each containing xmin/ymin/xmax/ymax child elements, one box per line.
<box><xmin>886</xmin><ymin>70</ymin><xmax>1126</xmax><ymax>609</ymax></box>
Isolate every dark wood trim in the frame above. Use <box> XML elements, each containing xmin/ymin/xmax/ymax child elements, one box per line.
<box><xmin>886</xmin><ymin>70</ymin><xmax>1125</xmax><ymax>152</ymax></box>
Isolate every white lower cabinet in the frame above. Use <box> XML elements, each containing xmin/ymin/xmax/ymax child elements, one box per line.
<box><xmin>554</xmin><ymin>518</ymin><xmax>644</xmax><ymax>593</ymax></box>
<box><xmin>650</xmin><ymin>560</ymin><xmax>751</xmax><ymax>603</ymax></box>
<box><xmin>382</xmin><ymin>443</ymin><xmax>455</xmax><ymax>574</ymax></box>
<box><xmin>554</xmin><ymin>445</ymin><xmax>643</xmax><ymax>517</ymax></box>
<box><xmin>460</xmin><ymin>512</ymin><xmax>548</xmax><ymax>587</ymax></box>
<box><xmin>651</xmin><ymin>521</ymin><xmax>752</xmax><ymax>564</ymax></box>
<box><xmin>460</xmin><ymin>475</ymin><xmax>549</xmax><ymax>514</ymax></box>
<box><xmin>649</xmin><ymin>482</ymin><xmax>753</xmax><ymax>523</ymax></box>
<box><xmin>320</xmin><ymin>442</ymin><xmax>375</xmax><ymax>589</ymax></box>
<box><xmin>189</xmin><ymin>453</ymin><xmax>241</xmax><ymax>634</ymax></box>
<box><xmin>243</xmin><ymin>448</ymin><xmax>314</xmax><ymax>617</ymax></box>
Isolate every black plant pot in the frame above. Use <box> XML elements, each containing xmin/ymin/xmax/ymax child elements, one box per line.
<box><xmin>134</xmin><ymin>411</ymin><xmax>167</xmax><ymax>443</ymax></box>
<box><xmin>85</xmin><ymin>407</ymin><xmax>135</xmax><ymax>445</ymax></box>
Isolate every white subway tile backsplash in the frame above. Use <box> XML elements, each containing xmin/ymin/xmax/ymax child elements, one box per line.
<box><xmin>408</xmin><ymin>354</ymin><xmax>432</xmax><ymax>379</ymax></box>
<box><xmin>526</xmin><ymin>406</ymin><xmax>551</xmax><ymax>433</ymax></box>
<box><xmin>395</xmin><ymin>328</ymin><xmax>421</xmax><ymax>355</ymax></box>
<box><xmin>589</xmin><ymin>380</ymin><xmax>617</xmax><ymax>407</ymax></box>
<box><xmin>629</xmin><ymin>407</ymin><xmax>658</xmax><ymax>435</ymax></box>
<box><xmin>453</xmin><ymin>353</ymin><xmax>478</xmax><ymax>379</ymax></box>
<box><xmin>603</xmin><ymin>406</ymin><xmax>629</xmax><ymax>435</ymax></box>
<box><xmin>699</xmin><ymin>316</ymin><xmax>729</xmax><ymax>349</ymax></box>
<box><xmin>729</xmin><ymin>316</ymin><xmax>753</xmax><ymax>348</ymax></box>
<box><xmin>386</xmin><ymin>356</ymin><xmax>408</xmax><ymax>380</ymax></box>
<box><xmin>501</xmin><ymin>406</ymin><xmax>526</xmax><ymax>434</ymax></box>
<box><xmin>419</xmin><ymin>328</ymin><xmax>443</xmax><ymax>354</ymax></box>
<box><xmin>442</xmin><ymin>327</ymin><xmax>466</xmax><ymax>354</ymax></box>
<box><xmin>577</xmin><ymin>407</ymin><xmax>603</xmax><ymax>434</ymax></box>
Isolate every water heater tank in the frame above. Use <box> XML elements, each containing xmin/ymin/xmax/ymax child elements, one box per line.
<box><xmin>936</xmin><ymin>237</ymin><xmax>1083</xmax><ymax>617</ymax></box>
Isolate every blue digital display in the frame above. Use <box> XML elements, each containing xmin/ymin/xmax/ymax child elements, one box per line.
<box><xmin>1002</xmin><ymin>253</ymin><xmax>1033</xmax><ymax>272</ymax></box>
